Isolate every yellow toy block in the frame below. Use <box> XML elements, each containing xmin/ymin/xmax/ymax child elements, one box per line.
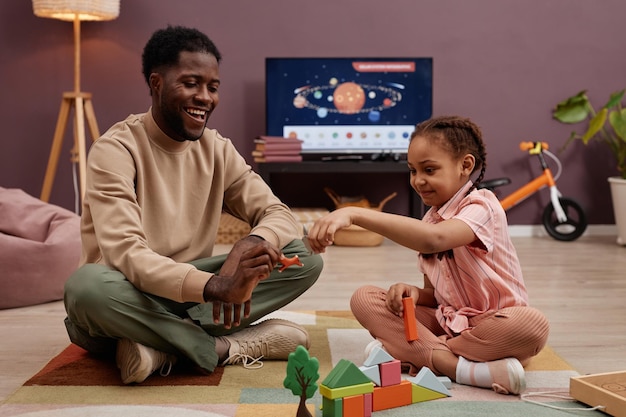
<box><xmin>319</xmin><ymin>381</ymin><xmax>374</xmax><ymax>400</ymax></box>
<box><xmin>411</xmin><ymin>383</ymin><xmax>448</xmax><ymax>403</ymax></box>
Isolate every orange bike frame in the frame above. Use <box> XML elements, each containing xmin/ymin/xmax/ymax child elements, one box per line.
<box><xmin>500</xmin><ymin>167</ymin><xmax>557</xmax><ymax>210</ymax></box>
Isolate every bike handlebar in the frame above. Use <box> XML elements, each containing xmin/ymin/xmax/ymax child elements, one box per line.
<box><xmin>519</xmin><ymin>141</ymin><xmax>549</xmax><ymax>152</ymax></box>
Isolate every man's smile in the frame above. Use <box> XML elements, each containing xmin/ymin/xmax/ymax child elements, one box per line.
<box><xmin>185</xmin><ymin>107</ymin><xmax>208</xmax><ymax>122</ymax></box>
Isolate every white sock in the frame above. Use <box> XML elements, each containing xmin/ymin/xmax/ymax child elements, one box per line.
<box><xmin>455</xmin><ymin>356</ymin><xmax>492</xmax><ymax>388</ymax></box>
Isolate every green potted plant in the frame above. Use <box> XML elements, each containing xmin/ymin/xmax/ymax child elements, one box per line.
<box><xmin>552</xmin><ymin>89</ymin><xmax>626</xmax><ymax>245</ymax></box>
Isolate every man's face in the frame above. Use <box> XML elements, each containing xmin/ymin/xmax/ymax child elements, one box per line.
<box><xmin>151</xmin><ymin>51</ymin><xmax>220</xmax><ymax>142</ymax></box>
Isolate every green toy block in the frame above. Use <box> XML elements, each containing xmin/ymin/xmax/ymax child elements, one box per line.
<box><xmin>322</xmin><ymin>359</ymin><xmax>371</xmax><ymax>388</ymax></box>
<box><xmin>322</xmin><ymin>395</ymin><xmax>342</xmax><ymax>417</ymax></box>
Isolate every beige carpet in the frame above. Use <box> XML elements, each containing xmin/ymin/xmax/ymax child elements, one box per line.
<box><xmin>0</xmin><ymin>310</ymin><xmax>599</xmax><ymax>417</ymax></box>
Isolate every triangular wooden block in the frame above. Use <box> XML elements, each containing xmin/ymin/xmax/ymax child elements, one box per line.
<box><xmin>363</xmin><ymin>346</ymin><xmax>395</xmax><ymax>367</ymax></box>
<box><xmin>437</xmin><ymin>376</ymin><xmax>452</xmax><ymax>389</ymax></box>
<box><xmin>359</xmin><ymin>364</ymin><xmax>381</xmax><ymax>386</ymax></box>
<box><xmin>322</xmin><ymin>359</ymin><xmax>371</xmax><ymax>388</ymax></box>
<box><xmin>406</xmin><ymin>367</ymin><xmax>451</xmax><ymax>397</ymax></box>
<box><xmin>411</xmin><ymin>383</ymin><xmax>448</xmax><ymax>403</ymax></box>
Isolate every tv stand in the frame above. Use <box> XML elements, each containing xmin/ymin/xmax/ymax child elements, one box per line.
<box><xmin>256</xmin><ymin>160</ymin><xmax>424</xmax><ymax>218</ymax></box>
<box><xmin>370</xmin><ymin>152</ymin><xmax>403</xmax><ymax>162</ymax></box>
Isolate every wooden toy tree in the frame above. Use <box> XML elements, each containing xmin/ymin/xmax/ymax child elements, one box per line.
<box><xmin>283</xmin><ymin>345</ymin><xmax>320</xmax><ymax>417</ymax></box>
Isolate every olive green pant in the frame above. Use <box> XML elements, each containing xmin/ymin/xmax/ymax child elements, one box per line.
<box><xmin>63</xmin><ymin>239</ymin><xmax>322</xmax><ymax>372</ymax></box>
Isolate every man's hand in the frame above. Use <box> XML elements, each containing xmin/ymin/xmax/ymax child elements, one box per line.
<box><xmin>203</xmin><ymin>236</ymin><xmax>280</xmax><ymax>328</ymax></box>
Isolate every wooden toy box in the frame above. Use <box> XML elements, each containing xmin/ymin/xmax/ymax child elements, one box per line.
<box><xmin>570</xmin><ymin>371</ymin><xmax>626</xmax><ymax>417</ymax></box>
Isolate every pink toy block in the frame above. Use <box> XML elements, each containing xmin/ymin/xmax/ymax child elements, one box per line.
<box><xmin>363</xmin><ymin>393</ymin><xmax>372</xmax><ymax>417</ymax></box>
<box><xmin>379</xmin><ymin>359</ymin><xmax>401</xmax><ymax>387</ymax></box>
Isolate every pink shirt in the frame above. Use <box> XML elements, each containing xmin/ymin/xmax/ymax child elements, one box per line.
<box><xmin>419</xmin><ymin>181</ymin><xmax>528</xmax><ymax>335</ymax></box>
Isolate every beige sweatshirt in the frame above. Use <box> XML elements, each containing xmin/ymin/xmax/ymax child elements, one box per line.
<box><xmin>80</xmin><ymin>110</ymin><xmax>301</xmax><ymax>303</ymax></box>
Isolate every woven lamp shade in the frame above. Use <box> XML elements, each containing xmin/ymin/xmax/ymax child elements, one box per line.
<box><xmin>32</xmin><ymin>0</ymin><xmax>120</xmax><ymax>21</ymax></box>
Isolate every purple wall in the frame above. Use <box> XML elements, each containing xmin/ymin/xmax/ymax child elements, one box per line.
<box><xmin>1</xmin><ymin>0</ymin><xmax>623</xmax><ymax>224</ymax></box>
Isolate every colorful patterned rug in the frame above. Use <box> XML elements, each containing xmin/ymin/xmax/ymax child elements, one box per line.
<box><xmin>0</xmin><ymin>311</ymin><xmax>603</xmax><ymax>417</ymax></box>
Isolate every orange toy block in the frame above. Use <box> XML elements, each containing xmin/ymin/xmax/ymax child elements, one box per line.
<box><xmin>402</xmin><ymin>297</ymin><xmax>418</xmax><ymax>341</ymax></box>
<box><xmin>342</xmin><ymin>394</ymin><xmax>364</xmax><ymax>417</ymax></box>
<box><xmin>372</xmin><ymin>380</ymin><xmax>413</xmax><ymax>411</ymax></box>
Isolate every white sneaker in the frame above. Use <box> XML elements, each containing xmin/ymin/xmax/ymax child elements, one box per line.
<box><xmin>116</xmin><ymin>338</ymin><xmax>176</xmax><ymax>384</ymax></box>
<box><xmin>488</xmin><ymin>357</ymin><xmax>526</xmax><ymax>395</ymax></box>
<box><xmin>221</xmin><ymin>318</ymin><xmax>309</xmax><ymax>369</ymax></box>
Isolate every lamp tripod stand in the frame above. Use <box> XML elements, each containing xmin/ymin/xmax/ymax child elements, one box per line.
<box><xmin>40</xmin><ymin>15</ymin><xmax>100</xmax><ymax>204</ymax></box>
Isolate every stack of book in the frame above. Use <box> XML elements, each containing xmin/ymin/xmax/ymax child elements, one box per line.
<box><xmin>252</xmin><ymin>136</ymin><xmax>303</xmax><ymax>163</ymax></box>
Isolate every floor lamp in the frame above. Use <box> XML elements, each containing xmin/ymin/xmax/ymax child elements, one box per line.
<box><xmin>33</xmin><ymin>0</ymin><xmax>120</xmax><ymax>204</ymax></box>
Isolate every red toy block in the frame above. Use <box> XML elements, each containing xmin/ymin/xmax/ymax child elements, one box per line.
<box><xmin>372</xmin><ymin>380</ymin><xmax>413</xmax><ymax>411</ymax></box>
<box><xmin>402</xmin><ymin>297</ymin><xmax>418</xmax><ymax>341</ymax></box>
<box><xmin>342</xmin><ymin>394</ymin><xmax>364</xmax><ymax>417</ymax></box>
<box><xmin>379</xmin><ymin>359</ymin><xmax>401</xmax><ymax>387</ymax></box>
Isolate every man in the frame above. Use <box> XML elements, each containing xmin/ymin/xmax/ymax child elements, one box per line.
<box><xmin>63</xmin><ymin>26</ymin><xmax>323</xmax><ymax>384</ymax></box>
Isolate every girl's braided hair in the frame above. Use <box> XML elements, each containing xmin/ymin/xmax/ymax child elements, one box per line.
<box><xmin>410</xmin><ymin>115</ymin><xmax>487</xmax><ymax>193</ymax></box>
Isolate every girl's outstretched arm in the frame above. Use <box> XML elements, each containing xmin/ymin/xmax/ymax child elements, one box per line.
<box><xmin>307</xmin><ymin>206</ymin><xmax>476</xmax><ymax>254</ymax></box>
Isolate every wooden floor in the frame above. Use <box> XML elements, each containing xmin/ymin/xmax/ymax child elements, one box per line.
<box><xmin>1</xmin><ymin>235</ymin><xmax>625</xmax><ymax>401</ymax></box>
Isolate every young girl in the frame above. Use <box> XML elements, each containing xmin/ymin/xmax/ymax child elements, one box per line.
<box><xmin>307</xmin><ymin>115</ymin><xmax>549</xmax><ymax>395</ymax></box>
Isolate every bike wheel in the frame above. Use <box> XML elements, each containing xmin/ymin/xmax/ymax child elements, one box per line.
<box><xmin>542</xmin><ymin>197</ymin><xmax>587</xmax><ymax>241</ymax></box>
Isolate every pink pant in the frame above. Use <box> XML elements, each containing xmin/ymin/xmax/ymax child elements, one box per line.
<box><xmin>351</xmin><ymin>285</ymin><xmax>550</xmax><ymax>376</ymax></box>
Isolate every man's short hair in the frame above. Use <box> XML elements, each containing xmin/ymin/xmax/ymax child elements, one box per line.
<box><xmin>141</xmin><ymin>25</ymin><xmax>222</xmax><ymax>87</ymax></box>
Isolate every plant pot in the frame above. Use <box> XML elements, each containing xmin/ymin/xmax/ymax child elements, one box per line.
<box><xmin>323</xmin><ymin>188</ymin><xmax>397</xmax><ymax>247</ymax></box>
<box><xmin>608</xmin><ymin>177</ymin><xmax>626</xmax><ymax>246</ymax></box>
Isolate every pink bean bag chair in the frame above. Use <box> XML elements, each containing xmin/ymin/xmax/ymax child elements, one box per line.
<box><xmin>0</xmin><ymin>187</ymin><xmax>81</xmax><ymax>309</ymax></box>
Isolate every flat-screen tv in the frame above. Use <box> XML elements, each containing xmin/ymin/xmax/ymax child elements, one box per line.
<box><xmin>265</xmin><ymin>57</ymin><xmax>433</xmax><ymax>157</ymax></box>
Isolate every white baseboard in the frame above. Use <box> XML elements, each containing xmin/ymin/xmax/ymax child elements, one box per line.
<box><xmin>508</xmin><ymin>224</ymin><xmax>617</xmax><ymax>237</ymax></box>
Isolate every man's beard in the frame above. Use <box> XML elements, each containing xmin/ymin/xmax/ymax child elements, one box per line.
<box><xmin>161</xmin><ymin>99</ymin><xmax>205</xmax><ymax>142</ymax></box>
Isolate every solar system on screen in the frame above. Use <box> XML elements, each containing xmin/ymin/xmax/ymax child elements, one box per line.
<box><xmin>265</xmin><ymin>57</ymin><xmax>433</xmax><ymax>155</ymax></box>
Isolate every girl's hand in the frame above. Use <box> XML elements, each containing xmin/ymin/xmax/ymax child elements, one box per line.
<box><xmin>386</xmin><ymin>283</ymin><xmax>420</xmax><ymax>317</ymax></box>
<box><xmin>306</xmin><ymin>208</ymin><xmax>355</xmax><ymax>253</ymax></box>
